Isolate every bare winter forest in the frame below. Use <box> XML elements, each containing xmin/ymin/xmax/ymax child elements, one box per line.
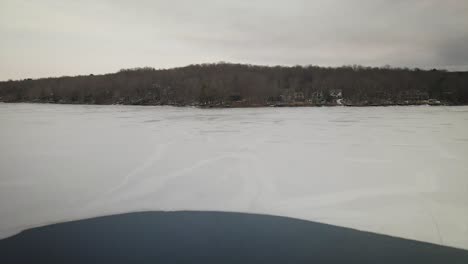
<box><xmin>1</xmin><ymin>63</ymin><xmax>467</xmax><ymax>107</ymax></box>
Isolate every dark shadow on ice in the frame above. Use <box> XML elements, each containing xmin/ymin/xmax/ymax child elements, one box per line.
<box><xmin>1</xmin><ymin>211</ymin><xmax>467</xmax><ymax>264</ymax></box>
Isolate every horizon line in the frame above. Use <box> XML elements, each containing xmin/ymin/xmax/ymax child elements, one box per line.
<box><xmin>2</xmin><ymin>61</ymin><xmax>467</xmax><ymax>82</ymax></box>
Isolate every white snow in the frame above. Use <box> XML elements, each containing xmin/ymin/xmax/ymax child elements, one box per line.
<box><xmin>1</xmin><ymin>103</ymin><xmax>468</xmax><ymax>249</ymax></box>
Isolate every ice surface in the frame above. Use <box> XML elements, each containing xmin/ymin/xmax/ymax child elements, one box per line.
<box><xmin>1</xmin><ymin>103</ymin><xmax>468</xmax><ymax>249</ymax></box>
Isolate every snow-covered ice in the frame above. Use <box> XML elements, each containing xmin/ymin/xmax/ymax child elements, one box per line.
<box><xmin>1</xmin><ymin>103</ymin><xmax>468</xmax><ymax>249</ymax></box>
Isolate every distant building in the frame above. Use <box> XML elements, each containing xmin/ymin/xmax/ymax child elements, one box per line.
<box><xmin>229</xmin><ymin>94</ymin><xmax>242</xmax><ymax>102</ymax></box>
<box><xmin>294</xmin><ymin>92</ymin><xmax>305</xmax><ymax>101</ymax></box>
<box><xmin>279</xmin><ymin>89</ymin><xmax>293</xmax><ymax>102</ymax></box>
<box><xmin>309</xmin><ymin>91</ymin><xmax>324</xmax><ymax>104</ymax></box>
<box><xmin>329</xmin><ymin>89</ymin><xmax>342</xmax><ymax>98</ymax></box>
<box><xmin>279</xmin><ymin>94</ymin><xmax>291</xmax><ymax>102</ymax></box>
<box><xmin>400</xmin><ymin>90</ymin><xmax>429</xmax><ymax>101</ymax></box>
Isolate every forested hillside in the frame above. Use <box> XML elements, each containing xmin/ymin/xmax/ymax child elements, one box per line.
<box><xmin>1</xmin><ymin>63</ymin><xmax>467</xmax><ymax>106</ymax></box>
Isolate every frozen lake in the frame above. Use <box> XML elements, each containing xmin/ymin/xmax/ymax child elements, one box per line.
<box><xmin>1</xmin><ymin>103</ymin><xmax>468</xmax><ymax>249</ymax></box>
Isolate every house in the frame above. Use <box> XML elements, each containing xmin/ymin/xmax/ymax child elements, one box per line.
<box><xmin>279</xmin><ymin>89</ymin><xmax>293</xmax><ymax>102</ymax></box>
<box><xmin>329</xmin><ymin>89</ymin><xmax>342</xmax><ymax>98</ymax></box>
<box><xmin>279</xmin><ymin>94</ymin><xmax>292</xmax><ymax>102</ymax></box>
<box><xmin>308</xmin><ymin>91</ymin><xmax>324</xmax><ymax>104</ymax></box>
<box><xmin>294</xmin><ymin>92</ymin><xmax>305</xmax><ymax>101</ymax></box>
<box><xmin>400</xmin><ymin>90</ymin><xmax>429</xmax><ymax>101</ymax></box>
<box><xmin>229</xmin><ymin>94</ymin><xmax>242</xmax><ymax>102</ymax></box>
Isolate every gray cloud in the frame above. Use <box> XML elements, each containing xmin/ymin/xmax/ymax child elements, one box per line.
<box><xmin>1</xmin><ymin>0</ymin><xmax>467</xmax><ymax>80</ymax></box>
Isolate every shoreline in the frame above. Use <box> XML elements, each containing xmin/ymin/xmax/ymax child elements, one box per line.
<box><xmin>0</xmin><ymin>100</ymin><xmax>462</xmax><ymax>108</ymax></box>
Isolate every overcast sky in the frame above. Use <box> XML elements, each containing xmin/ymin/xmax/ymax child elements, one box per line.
<box><xmin>1</xmin><ymin>0</ymin><xmax>467</xmax><ymax>80</ymax></box>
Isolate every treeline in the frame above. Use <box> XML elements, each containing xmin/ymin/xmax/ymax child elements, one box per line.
<box><xmin>1</xmin><ymin>63</ymin><xmax>467</xmax><ymax>106</ymax></box>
